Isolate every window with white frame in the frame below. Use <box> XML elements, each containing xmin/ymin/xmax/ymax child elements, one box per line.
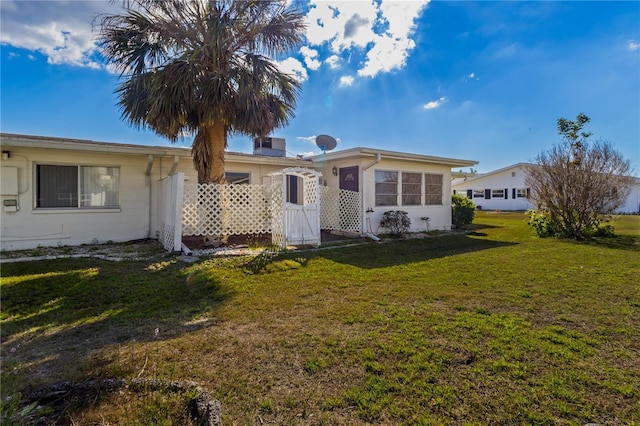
<box><xmin>424</xmin><ymin>173</ymin><xmax>443</xmax><ymax>205</ymax></box>
<box><xmin>375</xmin><ymin>170</ymin><xmax>398</xmax><ymax>206</ymax></box>
<box><xmin>516</xmin><ymin>188</ymin><xmax>528</xmax><ymax>198</ymax></box>
<box><xmin>402</xmin><ymin>172</ymin><xmax>421</xmax><ymax>205</ymax></box>
<box><xmin>36</xmin><ymin>164</ymin><xmax>120</xmax><ymax>208</ymax></box>
<box><xmin>492</xmin><ymin>189</ymin><xmax>505</xmax><ymax>198</ymax></box>
<box><xmin>473</xmin><ymin>189</ymin><xmax>485</xmax><ymax>198</ymax></box>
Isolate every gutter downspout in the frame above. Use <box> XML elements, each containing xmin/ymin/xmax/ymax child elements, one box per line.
<box><xmin>145</xmin><ymin>155</ymin><xmax>154</xmax><ymax>239</ymax></box>
<box><xmin>168</xmin><ymin>155</ymin><xmax>180</xmax><ymax>176</ymax></box>
<box><xmin>363</xmin><ymin>153</ymin><xmax>382</xmax><ymax>172</ymax></box>
<box><xmin>361</xmin><ymin>153</ymin><xmax>382</xmax><ymax>237</ymax></box>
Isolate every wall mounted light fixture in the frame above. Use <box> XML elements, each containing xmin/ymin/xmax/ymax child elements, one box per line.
<box><xmin>332</xmin><ymin>166</ymin><xmax>338</xmax><ymax>176</ymax></box>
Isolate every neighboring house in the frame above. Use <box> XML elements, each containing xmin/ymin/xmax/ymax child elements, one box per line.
<box><xmin>314</xmin><ymin>147</ymin><xmax>477</xmax><ymax>234</ymax></box>
<box><xmin>0</xmin><ymin>133</ymin><xmax>477</xmax><ymax>251</ymax></box>
<box><xmin>451</xmin><ymin>163</ymin><xmax>535</xmax><ymax>211</ymax></box>
<box><xmin>618</xmin><ymin>177</ymin><xmax>640</xmax><ymax>214</ymax></box>
<box><xmin>452</xmin><ymin>162</ymin><xmax>640</xmax><ymax>214</ymax></box>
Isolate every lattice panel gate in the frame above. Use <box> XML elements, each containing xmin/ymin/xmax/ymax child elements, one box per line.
<box><xmin>270</xmin><ymin>167</ymin><xmax>322</xmax><ymax>248</ymax></box>
<box><xmin>176</xmin><ymin>170</ymin><xmax>363</xmax><ymax>249</ymax></box>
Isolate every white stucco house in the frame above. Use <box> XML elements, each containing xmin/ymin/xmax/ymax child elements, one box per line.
<box><xmin>451</xmin><ymin>163</ymin><xmax>535</xmax><ymax>211</ymax></box>
<box><xmin>314</xmin><ymin>147</ymin><xmax>477</xmax><ymax>235</ymax></box>
<box><xmin>0</xmin><ymin>133</ymin><xmax>477</xmax><ymax>251</ymax></box>
<box><xmin>617</xmin><ymin>177</ymin><xmax>640</xmax><ymax>214</ymax></box>
<box><xmin>452</xmin><ymin>162</ymin><xmax>640</xmax><ymax>214</ymax></box>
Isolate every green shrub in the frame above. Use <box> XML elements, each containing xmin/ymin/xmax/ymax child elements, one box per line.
<box><xmin>452</xmin><ymin>194</ymin><xmax>475</xmax><ymax>229</ymax></box>
<box><xmin>527</xmin><ymin>210</ymin><xmax>559</xmax><ymax>238</ymax></box>
<box><xmin>380</xmin><ymin>210</ymin><xmax>411</xmax><ymax>237</ymax></box>
<box><xmin>528</xmin><ymin>210</ymin><xmax>616</xmax><ymax>239</ymax></box>
<box><xmin>588</xmin><ymin>224</ymin><xmax>615</xmax><ymax>238</ymax></box>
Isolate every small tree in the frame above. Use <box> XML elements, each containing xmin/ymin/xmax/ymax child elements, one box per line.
<box><xmin>526</xmin><ymin>113</ymin><xmax>634</xmax><ymax>239</ymax></box>
<box><xmin>380</xmin><ymin>210</ymin><xmax>411</xmax><ymax>237</ymax></box>
<box><xmin>452</xmin><ymin>194</ymin><xmax>475</xmax><ymax>229</ymax></box>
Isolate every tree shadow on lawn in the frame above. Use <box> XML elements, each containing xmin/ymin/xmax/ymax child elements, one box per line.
<box><xmin>278</xmin><ymin>233</ymin><xmax>518</xmax><ymax>270</ymax></box>
<box><xmin>578</xmin><ymin>234</ymin><xmax>640</xmax><ymax>252</ymax></box>
<box><xmin>0</xmin><ymin>258</ymin><xmax>230</xmax><ymax>392</ymax></box>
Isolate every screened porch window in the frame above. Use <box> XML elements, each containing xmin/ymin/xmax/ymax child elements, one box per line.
<box><xmin>402</xmin><ymin>172</ymin><xmax>422</xmax><ymax>205</ymax></box>
<box><xmin>424</xmin><ymin>173</ymin><xmax>443</xmax><ymax>205</ymax></box>
<box><xmin>375</xmin><ymin>170</ymin><xmax>398</xmax><ymax>206</ymax></box>
<box><xmin>36</xmin><ymin>164</ymin><xmax>120</xmax><ymax>209</ymax></box>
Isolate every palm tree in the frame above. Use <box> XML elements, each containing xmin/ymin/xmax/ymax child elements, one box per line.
<box><xmin>99</xmin><ymin>0</ymin><xmax>305</xmax><ymax>183</ymax></box>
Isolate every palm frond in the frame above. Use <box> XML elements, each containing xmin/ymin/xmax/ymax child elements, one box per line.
<box><xmin>99</xmin><ymin>0</ymin><xmax>305</xmax><ymax>182</ymax></box>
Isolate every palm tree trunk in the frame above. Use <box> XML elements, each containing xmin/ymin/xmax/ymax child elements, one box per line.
<box><xmin>207</xmin><ymin>122</ymin><xmax>227</xmax><ymax>184</ymax></box>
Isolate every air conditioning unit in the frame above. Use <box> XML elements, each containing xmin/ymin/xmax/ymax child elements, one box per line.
<box><xmin>254</xmin><ymin>137</ymin><xmax>286</xmax><ymax>157</ymax></box>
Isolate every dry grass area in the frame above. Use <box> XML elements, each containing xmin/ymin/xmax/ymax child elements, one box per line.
<box><xmin>1</xmin><ymin>213</ymin><xmax>639</xmax><ymax>424</ymax></box>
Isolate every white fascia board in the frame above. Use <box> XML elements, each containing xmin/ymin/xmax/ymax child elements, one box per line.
<box><xmin>310</xmin><ymin>147</ymin><xmax>478</xmax><ymax>168</ymax></box>
<box><xmin>1</xmin><ymin>133</ymin><xmax>190</xmax><ymax>157</ymax></box>
<box><xmin>0</xmin><ymin>133</ymin><xmax>312</xmax><ymax>166</ymax></box>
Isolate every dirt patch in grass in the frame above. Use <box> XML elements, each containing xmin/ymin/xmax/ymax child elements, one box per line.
<box><xmin>0</xmin><ymin>239</ymin><xmax>168</xmax><ymax>262</ymax></box>
<box><xmin>14</xmin><ymin>378</ymin><xmax>220</xmax><ymax>425</ymax></box>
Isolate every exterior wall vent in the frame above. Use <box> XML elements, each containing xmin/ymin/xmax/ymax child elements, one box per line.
<box><xmin>254</xmin><ymin>137</ymin><xmax>286</xmax><ymax>157</ymax></box>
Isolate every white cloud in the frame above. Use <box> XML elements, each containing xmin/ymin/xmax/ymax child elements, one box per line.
<box><xmin>628</xmin><ymin>39</ymin><xmax>640</xmax><ymax>51</ymax></box>
<box><xmin>325</xmin><ymin>55</ymin><xmax>341</xmax><ymax>69</ymax></box>
<box><xmin>296</xmin><ymin>135</ymin><xmax>317</xmax><ymax>144</ymax></box>
<box><xmin>358</xmin><ymin>34</ymin><xmax>415</xmax><ymax>77</ymax></box>
<box><xmin>275</xmin><ymin>57</ymin><xmax>308</xmax><ymax>82</ymax></box>
<box><xmin>339</xmin><ymin>75</ymin><xmax>354</xmax><ymax>87</ymax></box>
<box><xmin>0</xmin><ymin>1</ymin><xmax>120</xmax><ymax>69</ymax></box>
<box><xmin>304</xmin><ymin>0</ymin><xmax>429</xmax><ymax>79</ymax></box>
<box><xmin>300</xmin><ymin>46</ymin><xmax>321</xmax><ymax>70</ymax></box>
<box><xmin>466</xmin><ymin>72</ymin><xmax>479</xmax><ymax>81</ymax></box>
<box><xmin>306</xmin><ymin>2</ymin><xmax>378</xmax><ymax>51</ymax></box>
<box><xmin>423</xmin><ymin>96</ymin><xmax>447</xmax><ymax>110</ymax></box>
<box><xmin>0</xmin><ymin>0</ymin><xmax>430</xmax><ymax>82</ymax></box>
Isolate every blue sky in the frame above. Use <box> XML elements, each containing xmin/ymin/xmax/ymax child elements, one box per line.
<box><xmin>1</xmin><ymin>1</ymin><xmax>639</xmax><ymax>174</ymax></box>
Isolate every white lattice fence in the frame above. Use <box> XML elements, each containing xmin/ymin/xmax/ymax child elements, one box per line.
<box><xmin>320</xmin><ymin>186</ymin><xmax>362</xmax><ymax>233</ymax></box>
<box><xmin>158</xmin><ymin>173</ymin><xmax>184</xmax><ymax>251</ymax></box>
<box><xmin>182</xmin><ymin>183</ymin><xmax>272</xmax><ymax>236</ymax></box>
<box><xmin>270</xmin><ymin>182</ymin><xmax>284</xmax><ymax>247</ymax></box>
<box><xmin>180</xmin><ymin>181</ymin><xmax>362</xmax><ymax>240</ymax></box>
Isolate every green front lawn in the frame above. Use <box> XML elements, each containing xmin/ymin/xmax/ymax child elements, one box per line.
<box><xmin>2</xmin><ymin>212</ymin><xmax>639</xmax><ymax>424</ymax></box>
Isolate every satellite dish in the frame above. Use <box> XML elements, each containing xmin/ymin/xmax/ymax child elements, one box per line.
<box><xmin>315</xmin><ymin>134</ymin><xmax>337</xmax><ymax>152</ymax></box>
